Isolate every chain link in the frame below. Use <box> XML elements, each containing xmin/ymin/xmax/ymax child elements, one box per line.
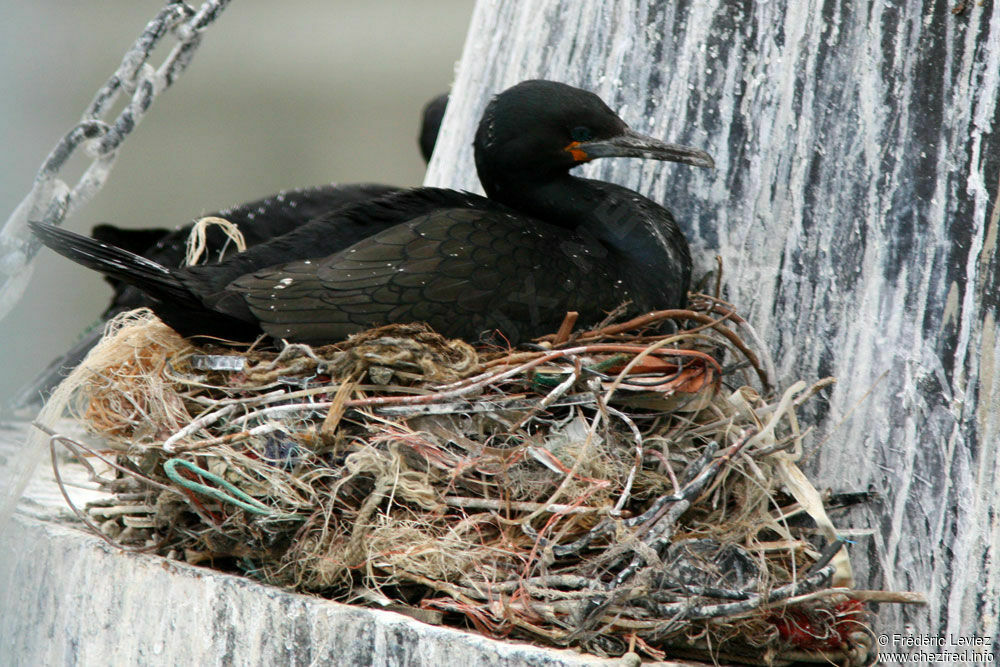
<box><xmin>0</xmin><ymin>0</ymin><xmax>234</xmax><ymax>321</ymax></box>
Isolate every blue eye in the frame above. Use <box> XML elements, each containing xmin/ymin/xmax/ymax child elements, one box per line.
<box><xmin>571</xmin><ymin>126</ymin><xmax>593</xmax><ymax>142</ymax></box>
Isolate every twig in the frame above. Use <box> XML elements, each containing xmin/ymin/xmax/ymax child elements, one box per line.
<box><xmin>48</xmin><ymin>435</ymin><xmax>164</xmax><ymax>553</ymax></box>
<box><xmin>163</xmin><ymin>404</ymin><xmax>236</xmax><ymax>452</ymax></box>
<box><xmin>642</xmin><ymin>564</ymin><xmax>836</xmax><ymax>623</ymax></box>
<box><xmin>443</xmin><ymin>496</ymin><xmax>600</xmax><ymax>515</ymax></box>
<box><xmin>606</xmin><ymin>406</ymin><xmax>643</xmax><ymax>513</ymax></box>
<box><xmin>553</xmin><ymin>311</ymin><xmax>579</xmax><ymax>345</ymax></box>
<box><xmin>169</xmin><ymin>421</ymin><xmax>284</xmax><ymax>452</ymax></box>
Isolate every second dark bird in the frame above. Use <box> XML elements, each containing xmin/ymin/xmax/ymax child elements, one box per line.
<box><xmin>32</xmin><ymin>80</ymin><xmax>713</xmax><ymax>346</ymax></box>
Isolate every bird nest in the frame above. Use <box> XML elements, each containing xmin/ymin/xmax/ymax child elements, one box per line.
<box><xmin>41</xmin><ymin>298</ymin><xmax>919</xmax><ymax>665</ymax></box>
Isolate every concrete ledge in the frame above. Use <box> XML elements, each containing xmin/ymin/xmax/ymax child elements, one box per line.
<box><xmin>1</xmin><ymin>514</ymin><xmax>621</xmax><ymax>666</ymax></box>
<box><xmin>0</xmin><ymin>424</ymin><xmax>695</xmax><ymax>665</ymax></box>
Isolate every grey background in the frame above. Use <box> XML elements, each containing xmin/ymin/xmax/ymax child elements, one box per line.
<box><xmin>0</xmin><ymin>1</ymin><xmax>473</xmax><ymax>404</ymax></box>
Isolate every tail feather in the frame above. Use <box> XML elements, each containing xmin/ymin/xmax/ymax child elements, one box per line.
<box><xmin>29</xmin><ymin>221</ymin><xmax>197</xmax><ymax>306</ymax></box>
<box><xmin>31</xmin><ymin>220</ymin><xmax>264</xmax><ymax>342</ymax></box>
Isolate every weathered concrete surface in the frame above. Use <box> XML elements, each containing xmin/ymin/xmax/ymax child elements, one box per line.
<box><xmin>0</xmin><ymin>519</ymin><xmax>620</xmax><ymax>666</ymax></box>
<box><xmin>425</xmin><ymin>0</ymin><xmax>1000</xmax><ymax>656</ymax></box>
<box><xmin>0</xmin><ymin>424</ymin><xmax>647</xmax><ymax>667</ymax></box>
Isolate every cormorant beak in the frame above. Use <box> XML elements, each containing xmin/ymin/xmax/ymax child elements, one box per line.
<box><xmin>573</xmin><ymin>127</ymin><xmax>715</xmax><ymax>169</ymax></box>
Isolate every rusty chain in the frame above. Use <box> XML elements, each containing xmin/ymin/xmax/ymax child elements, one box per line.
<box><xmin>0</xmin><ymin>0</ymin><xmax>234</xmax><ymax>320</ymax></box>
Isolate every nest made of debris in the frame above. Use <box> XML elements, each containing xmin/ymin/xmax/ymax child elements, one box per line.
<box><xmin>40</xmin><ymin>296</ymin><xmax>920</xmax><ymax>666</ymax></box>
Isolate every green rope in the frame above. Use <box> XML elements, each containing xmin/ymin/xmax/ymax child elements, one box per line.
<box><xmin>163</xmin><ymin>458</ymin><xmax>300</xmax><ymax>520</ymax></box>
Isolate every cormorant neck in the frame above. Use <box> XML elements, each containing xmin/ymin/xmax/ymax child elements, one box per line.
<box><xmin>484</xmin><ymin>172</ymin><xmax>692</xmax><ymax>309</ymax></box>
<box><xmin>482</xmin><ymin>171</ymin><xmax>608</xmax><ymax>230</ymax></box>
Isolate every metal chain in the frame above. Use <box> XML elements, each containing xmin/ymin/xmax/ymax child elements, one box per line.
<box><xmin>0</xmin><ymin>0</ymin><xmax>234</xmax><ymax>321</ymax></box>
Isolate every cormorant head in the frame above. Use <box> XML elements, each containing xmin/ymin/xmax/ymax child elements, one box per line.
<box><xmin>419</xmin><ymin>93</ymin><xmax>449</xmax><ymax>163</ymax></box>
<box><xmin>474</xmin><ymin>80</ymin><xmax>713</xmax><ymax>196</ymax></box>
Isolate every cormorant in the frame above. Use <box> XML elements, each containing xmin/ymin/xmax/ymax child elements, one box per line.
<box><xmin>90</xmin><ymin>183</ymin><xmax>400</xmax><ymax>318</ymax></box>
<box><xmin>419</xmin><ymin>93</ymin><xmax>449</xmax><ymax>163</ymax></box>
<box><xmin>15</xmin><ymin>93</ymin><xmax>449</xmax><ymax>407</ymax></box>
<box><xmin>94</xmin><ymin>91</ymin><xmax>451</xmax><ymax>318</ymax></box>
<box><xmin>31</xmin><ymin>80</ymin><xmax>713</xmax><ymax>347</ymax></box>
<box><xmin>96</xmin><ymin>92</ymin><xmax>449</xmax><ymax>294</ymax></box>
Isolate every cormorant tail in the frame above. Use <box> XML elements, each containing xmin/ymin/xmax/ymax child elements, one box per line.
<box><xmin>29</xmin><ymin>221</ymin><xmax>198</xmax><ymax>307</ymax></box>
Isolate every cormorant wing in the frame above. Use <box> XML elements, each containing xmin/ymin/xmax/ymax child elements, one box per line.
<box><xmin>227</xmin><ymin>207</ymin><xmax>630</xmax><ymax>344</ymax></box>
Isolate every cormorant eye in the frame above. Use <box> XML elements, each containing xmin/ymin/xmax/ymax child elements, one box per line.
<box><xmin>570</xmin><ymin>126</ymin><xmax>593</xmax><ymax>142</ymax></box>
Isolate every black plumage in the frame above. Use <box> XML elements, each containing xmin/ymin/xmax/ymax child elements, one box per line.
<box><xmin>93</xmin><ymin>90</ymin><xmax>451</xmax><ymax>317</ymax></box>
<box><xmin>32</xmin><ymin>80</ymin><xmax>713</xmax><ymax>346</ymax></box>
<box><xmin>15</xmin><ymin>93</ymin><xmax>449</xmax><ymax>406</ymax></box>
<box><xmin>419</xmin><ymin>93</ymin><xmax>449</xmax><ymax>162</ymax></box>
<box><xmin>91</xmin><ymin>183</ymin><xmax>399</xmax><ymax>316</ymax></box>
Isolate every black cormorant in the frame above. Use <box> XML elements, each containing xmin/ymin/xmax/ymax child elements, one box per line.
<box><xmin>15</xmin><ymin>93</ymin><xmax>450</xmax><ymax>406</ymax></box>
<box><xmin>419</xmin><ymin>93</ymin><xmax>449</xmax><ymax>163</ymax></box>
<box><xmin>31</xmin><ymin>80</ymin><xmax>713</xmax><ymax>346</ymax></box>
<box><xmin>94</xmin><ymin>92</ymin><xmax>451</xmax><ymax>318</ymax></box>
